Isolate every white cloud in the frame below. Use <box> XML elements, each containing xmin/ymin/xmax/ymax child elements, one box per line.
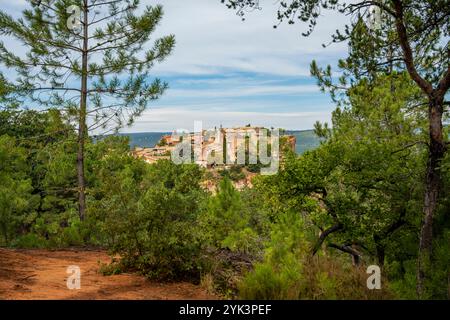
<box><xmin>118</xmin><ymin>106</ymin><xmax>332</xmax><ymax>133</ymax></box>
<box><xmin>0</xmin><ymin>0</ymin><xmax>347</xmax><ymax>77</ymax></box>
<box><xmin>166</xmin><ymin>84</ymin><xmax>320</xmax><ymax>99</ymax></box>
<box><xmin>1</xmin><ymin>0</ymin><xmax>346</xmax><ymax>131</ymax></box>
<box><xmin>149</xmin><ymin>0</ymin><xmax>348</xmax><ymax>76</ymax></box>
<box><xmin>0</xmin><ymin>0</ymin><xmax>346</xmax><ymax>76</ymax></box>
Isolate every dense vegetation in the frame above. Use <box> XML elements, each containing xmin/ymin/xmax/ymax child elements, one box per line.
<box><xmin>0</xmin><ymin>0</ymin><xmax>448</xmax><ymax>300</ymax></box>
<box><xmin>222</xmin><ymin>0</ymin><xmax>449</xmax><ymax>298</ymax></box>
<box><xmin>0</xmin><ymin>72</ymin><xmax>448</xmax><ymax>299</ymax></box>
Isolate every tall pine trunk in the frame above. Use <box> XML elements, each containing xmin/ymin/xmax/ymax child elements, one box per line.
<box><xmin>77</xmin><ymin>1</ymin><xmax>88</xmax><ymax>221</ymax></box>
<box><xmin>417</xmin><ymin>96</ymin><xmax>446</xmax><ymax>298</ymax></box>
<box><xmin>392</xmin><ymin>0</ymin><xmax>449</xmax><ymax>297</ymax></box>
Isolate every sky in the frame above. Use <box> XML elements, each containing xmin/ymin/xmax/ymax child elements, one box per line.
<box><xmin>0</xmin><ymin>0</ymin><xmax>350</xmax><ymax>132</ymax></box>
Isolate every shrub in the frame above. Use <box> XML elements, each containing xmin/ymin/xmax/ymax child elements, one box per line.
<box><xmin>199</xmin><ymin>177</ymin><xmax>259</xmax><ymax>254</ymax></box>
<box><xmin>219</xmin><ymin>166</ymin><xmax>246</xmax><ymax>181</ymax></box>
<box><xmin>0</xmin><ymin>135</ymin><xmax>35</xmax><ymax>245</ymax></box>
<box><xmin>95</xmin><ymin>159</ymin><xmax>207</xmax><ymax>281</ymax></box>
<box><xmin>238</xmin><ymin>211</ymin><xmax>394</xmax><ymax>299</ymax></box>
<box><xmin>12</xmin><ymin>233</ymin><xmax>47</xmax><ymax>248</ymax></box>
<box><xmin>99</xmin><ymin>259</ymin><xmax>123</xmax><ymax>276</ymax></box>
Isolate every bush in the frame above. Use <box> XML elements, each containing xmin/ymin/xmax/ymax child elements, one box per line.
<box><xmin>199</xmin><ymin>177</ymin><xmax>259</xmax><ymax>254</ymax></box>
<box><xmin>238</xmin><ymin>211</ymin><xmax>394</xmax><ymax>299</ymax></box>
<box><xmin>99</xmin><ymin>258</ymin><xmax>123</xmax><ymax>276</ymax></box>
<box><xmin>219</xmin><ymin>166</ymin><xmax>246</xmax><ymax>181</ymax></box>
<box><xmin>94</xmin><ymin>159</ymin><xmax>207</xmax><ymax>281</ymax></box>
<box><xmin>0</xmin><ymin>135</ymin><xmax>36</xmax><ymax>245</ymax></box>
<box><xmin>12</xmin><ymin>233</ymin><xmax>47</xmax><ymax>248</ymax></box>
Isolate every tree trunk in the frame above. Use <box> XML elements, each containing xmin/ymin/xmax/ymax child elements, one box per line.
<box><xmin>312</xmin><ymin>223</ymin><xmax>342</xmax><ymax>256</ymax></box>
<box><xmin>392</xmin><ymin>1</ymin><xmax>449</xmax><ymax>298</ymax></box>
<box><xmin>77</xmin><ymin>1</ymin><xmax>89</xmax><ymax>221</ymax></box>
<box><xmin>375</xmin><ymin>244</ymin><xmax>385</xmax><ymax>267</ymax></box>
<box><xmin>417</xmin><ymin>97</ymin><xmax>446</xmax><ymax>298</ymax></box>
<box><xmin>328</xmin><ymin>243</ymin><xmax>361</xmax><ymax>266</ymax></box>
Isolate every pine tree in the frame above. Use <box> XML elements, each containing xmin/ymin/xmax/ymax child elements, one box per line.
<box><xmin>203</xmin><ymin>177</ymin><xmax>245</xmax><ymax>247</ymax></box>
<box><xmin>0</xmin><ymin>0</ymin><xmax>175</xmax><ymax>220</ymax></box>
<box><xmin>222</xmin><ymin>0</ymin><xmax>449</xmax><ymax>298</ymax></box>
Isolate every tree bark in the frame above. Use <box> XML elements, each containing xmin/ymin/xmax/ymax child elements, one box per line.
<box><xmin>328</xmin><ymin>243</ymin><xmax>361</xmax><ymax>266</ymax></box>
<box><xmin>312</xmin><ymin>223</ymin><xmax>342</xmax><ymax>255</ymax></box>
<box><xmin>417</xmin><ymin>96</ymin><xmax>446</xmax><ymax>298</ymax></box>
<box><xmin>375</xmin><ymin>243</ymin><xmax>385</xmax><ymax>267</ymax></box>
<box><xmin>374</xmin><ymin>209</ymin><xmax>407</xmax><ymax>267</ymax></box>
<box><xmin>391</xmin><ymin>0</ymin><xmax>449</xmax><ymax>298</ymax></box>
<box><xmin>77</xmin><ymin>1</ymin><xmax>89</xmax><ymax>221</ymax></box>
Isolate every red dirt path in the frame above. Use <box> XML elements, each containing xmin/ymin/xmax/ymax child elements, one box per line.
<box><xmin>0</xmin><ymin>248</ymin><xmax>216</xmax><ymax>300</ymax></box>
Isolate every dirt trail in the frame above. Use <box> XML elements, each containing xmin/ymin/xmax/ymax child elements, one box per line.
<box><xmin>0</xmin><ymin>248</ymin><xmax>216</xmax><ymax>300</ymax></box>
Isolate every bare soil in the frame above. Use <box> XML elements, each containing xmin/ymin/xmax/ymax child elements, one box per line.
<box><xmin>0</xmin><ymin>248</ymin><xmax>216</xmax><ymax>300</ymax></box>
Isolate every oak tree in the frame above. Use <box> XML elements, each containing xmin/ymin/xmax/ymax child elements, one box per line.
<box><xmin>222</xmin><ymin>0</ymin><xmax>449</xmax><ymax>297</ymax></box>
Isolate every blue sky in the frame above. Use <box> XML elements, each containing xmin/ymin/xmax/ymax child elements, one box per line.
<box><xmin>1</xmin><ymin>0</ymin><xmax>350</xmax><ymax>132</ymax></box>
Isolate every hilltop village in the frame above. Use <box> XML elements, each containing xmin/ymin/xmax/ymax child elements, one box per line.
<box><xmin>133</xmin><ymin>126</ymin><xmax>296</xmax><ymax>166</ymax></box>
<box><xmin>132</xmin><ymin>126</ymin><xmax>296</xmax><ymax>190</ymax></box>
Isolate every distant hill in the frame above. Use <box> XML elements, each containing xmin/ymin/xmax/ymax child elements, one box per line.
<box><xmin>117</xmin><ymin>130</ymin><xmax>322</xmax><ymax>154</ymax></box>
<box><xmin>285</xmin><ymin>130</ymin><xmax>323</xmax><ymax>154</ymax></box>
<box><xmin>117</xmin><ymin>132</ymin><xmax>171</xmax><ymax>149</ymax></box>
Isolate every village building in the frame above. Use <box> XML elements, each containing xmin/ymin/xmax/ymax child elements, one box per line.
<box><xmin>132</xmin><ymin>126</ymin><xmax>296</xmax><ymax>168</ymax></box>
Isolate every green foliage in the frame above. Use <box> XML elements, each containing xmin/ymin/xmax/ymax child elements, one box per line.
<box><xmin>91</xmin><ymin>158</ymin><xmax>207</xmax><ymax>280</ymax></box>
<box><xmin>239</xmin><ymin>212</ymin><xmax>393</xmax><ymax>300</ymax></box>
<box><xmin>0</xmin><ymin>72</ymin><xmax>448</xmax><ymax>299</ymax></box>
<box><xmin>222</xmin><ymin>0</ymin><xmax>449</xmax><ymax>298</ymax></box>
<box><xmin>0</xmin><ymin>108</ymin><xmax>122</xmax><ymax>247</ymax></box>
<box><xmin>0</xmin><ymin>135</ymin><xmax>36</xmax><ymax>245</ymax></box>
<box><xmin>219</xmin><ymin>165</ymin><xmax>246</xmax><ymax>181</ymax></box>
<box><xmin>239</xmin><ymin>72</ymin><xmax>449</xmax><ymax>299</ymax></box>
<box><xmin>0</xmin><ymin>0</ymin><xmax>176</xmax><ymax>224</ymax></box>
<box><xmin>224</xmin><ymin>1</ymin><xmax>447</xmax><ymax>88</ymax></box>
<box><xmin>0</xmin><ymin>0</ymin><xmax>175</xmax><ymax>129</ymax></box>
<box><xmin>157</xmin><ymin>137</ymin><xmax>168</xmax><ymax>147</ymax></box>
<box><xmin>238</xmin><ymin>213</ymin><xmax>306</xmax><ymax>299</ymax></box>
<box><xmin>99</xmin><ymin>259</ymin><xmax>123</xmax><ymax>276</ymax></box>
<box><xmin>199</xmin><ymin>177</ymin><xmax>259</xmax><ymax>254</ymax></box>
